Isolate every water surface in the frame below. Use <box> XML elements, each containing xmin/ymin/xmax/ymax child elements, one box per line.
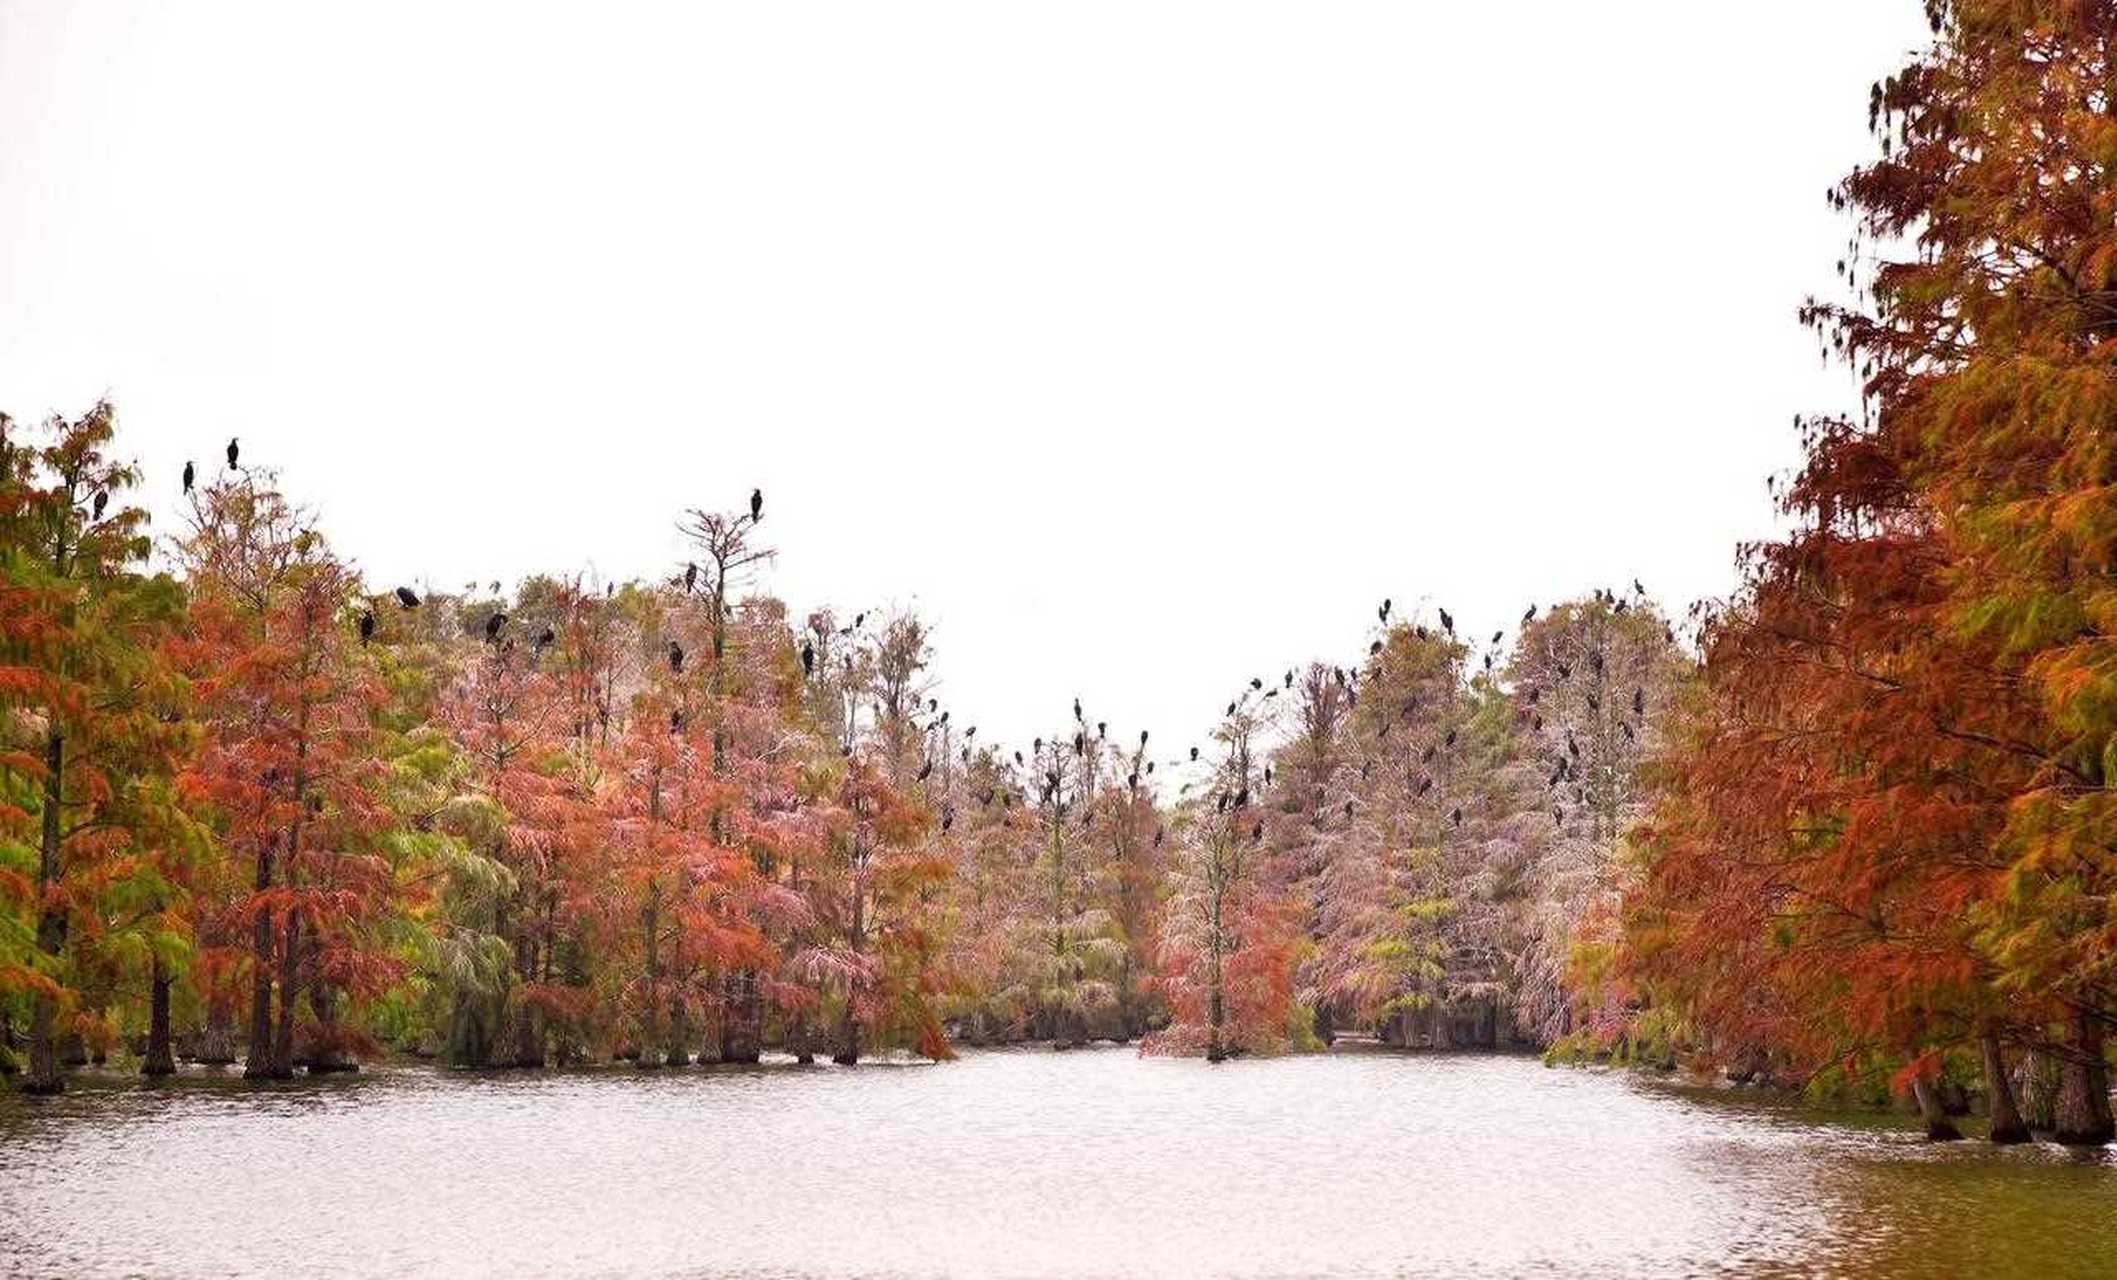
<box><xmin>3</xmin><ymin>1048</ymin><xmax>2112</xmax><ymax>1278</ymax></box>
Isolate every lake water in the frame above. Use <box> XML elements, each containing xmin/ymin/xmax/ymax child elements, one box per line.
<box><xmin>2</xmin><ymin>1047</ymin><xmax>2114</xmax><ymax>1279</ymax></box>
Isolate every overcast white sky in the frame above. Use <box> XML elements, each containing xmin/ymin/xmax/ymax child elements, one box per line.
<box><xmin>1</xmin><ymin>2</ymin><xmax>1930</xmax><ymax>756</ymax></box>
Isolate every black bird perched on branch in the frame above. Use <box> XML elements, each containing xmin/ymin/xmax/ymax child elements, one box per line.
<box><xmin>485</xmin><ymin>613</ymin><xmax>507</xmax><ymax>643</ymax></box>
<box><xmin>1226</xmin><ymin>701</ymin><xmax>1237</xmax><ymax>717</ymax></box>
<box><xmin>1344</xmin><ymin>800</ymin><xmax>1355</xmax><ymax>820</ymax></box>
<box><xmin>1074</xmin><ymin>697</ymin><xmax>1083</xmax><ymax>721</ymax></box>
<box><xmin>1451</xmin><ymin>807</ymin><xmax>1463</xmax><ymax>828</ymax></box>
<box><xmin>91</xmin><ymin>490</ymin><xmax>107</xmax><ymax>520</ymax></box>
<box><xmin>226</xmin><ymin>438</ymin><xmax>240</xmax><ymax>469</ymax></box>
<box><xmin>801</xmin><ymin>641</ymin><xmax>815</xmax><ymax>676</ymax></box>
<box><xmin>918</xmin><ymin>759</ymin><xmax>933</xmax><ymax>781</ymax></box>
<box><xmin>750</xmin><ymin>488</ymin><xmax>763</xmax><ymax>521</ymax></box>
<box><xmin>668</xmin><ymin>640</ymin><xmax>684</xmax><ymax>673</ymax></box>
<box><xmin>1369</xmin><ymin>641</ymin><xmax>1382</xmax><ymax>655</ymax></box>
<box><xmin>1139</xmin><ymin>729</ymin><xmax>1149</xmax><ymax>747</ymax></box>
<box><xmin>1190</xmin><ymin>746</ymin><xmax>1200</xmax><ymax>761</ymax></box>
<box><xmin>1250</xmin><ymin>676</ymin><xmax>1263</xmax><ymax>691</ymax></box>
<box><xmin>1633</xmin><ymin>687</ymin><xmax>1646</xmax><ymax>716</ymax></box>
<box><xmin>1633</xmin><ymin>578</ymin><xmax>1645</xmax><ymax>596</ymax></box>
<box><xmin>1490</xmin><ymin>630</ymin><xmax>1502</xmax><ymax>645</ymax></box>
<box><xmin>1097</xmin><ymin>721</ymin><xmax>1106</xmax><ymax>739</ymax></box>
<box><xmin>182</xmin><ymin>460</ymin><xmax>195</xmax><ymax>494</ymax></box>
<box><xmin>1522</xmin><ymin>604</ymin><xmax>1536</xmax><ymax>624</ymax></box>
<box><xmin>1379</xmin><ymin>598</ymin><xmax>1391</xmax><ymax>623</ymax></box>
<box><xmin>1438</xmin><ymin>607</ymin><xmax>1454</xmax><ymax>634</ymax></box>
<box><xmin>396</xmin><ymin>587</ymin><xmax>421</xmax><ymax>609</ymax></box>
<box><xmin>359</xmin><ymin>610</ymin><xmax>376</xmax><ymax>647</ymax></box>
<box><xmin>685</xmin><ymin>562</ymin><xmax>698</xmax><ymax>593</ymax></box>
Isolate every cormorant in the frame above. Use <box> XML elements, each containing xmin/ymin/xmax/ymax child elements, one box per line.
<box><xmin>396</xmin><ymin>587</ymin><xmax>421</xmax><ymax>609</ymax></box>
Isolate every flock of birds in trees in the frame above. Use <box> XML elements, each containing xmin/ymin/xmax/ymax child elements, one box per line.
<box><xmin>168</xmin><ymin>437</ymin><xmax>1673</xmax><ymax>851</ymax></box>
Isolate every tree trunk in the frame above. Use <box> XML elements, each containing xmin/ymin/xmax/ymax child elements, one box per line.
<box><xmin>2054</xmin><ymin>1009</ymin><xmax>2115</xmax><ymax>1147</ymax></box>
<box><xmin>664</xmin><ymin>985</ymin><xmax>690</xmax><ymax>1067</ymax></box>
<box><xmin>1912</xmin><ymin>1074</ymin><xmax>1964</xmax><ymax>1141</ymax></box>
<box><xmin>1205</xmin><ymin>884</ymin><xmax>1226</xmax><ymax>1064</ymax></box>
<box><xmin>719</xmin><ymin>971</ymin><xmax>762</xmax><ymax>1063</ymax></box>
<box><xmin>0</xmin><ymin>1009</ymin><xmax>18</xmax><ymax>1074</ymax></box>
<box><xmin>2014</xmin><ymin>1046</ymin><xmax>2059</xmax><ymax>1132</ymax></box>
<box><xmin>637</xmin><ymin>881</ymin><xmax>662</xmax><ymax>1069</ymax></box>
<box><xmin>508</xmin><ymin>932</ymin><xmax>544</xmax><ymax>1069</ymax></box>
<box><xmin>244</xmin><ymin>841</ymin><xmax>278</xmax><ymax>1079</ymax></box>
<box><xmin>1980</xmin><ymin>1031</ymin><xmax>2029</xmax><ymax>1144</ymax></box>
<box><xmin>306</xmin><ymin>983</ymin><xmax>357</xmax><ymax>1073</ymax></box>
<box><xmin>25</xmin><ymin>730</ymin><xmax>68</xmax><ymax>1096</ymax></box>
<box><xmin>833</xmin><ymin>1002</ymin><xmax>860</xmax><ymax>1065</ymax></box>
<box><xmin>268</xmin><ymin>911</ymin><xmax>300</xmax><ymax>1077</ymax></box>
<box><xmin>143</xmin><ymin>954</ymin><xmax>177</xmax><ymax>1077</ymax></box>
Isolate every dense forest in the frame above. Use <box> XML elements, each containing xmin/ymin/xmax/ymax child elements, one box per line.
<box><xmin>7</xmin><ymin>0</ymin><xmax>2117</xmax><ymax>1155</ymax></box>
<box><xmin>0</xmin><ymin>403</ymin><xmax>1686</xmax><ymax>1085</ymax></box>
